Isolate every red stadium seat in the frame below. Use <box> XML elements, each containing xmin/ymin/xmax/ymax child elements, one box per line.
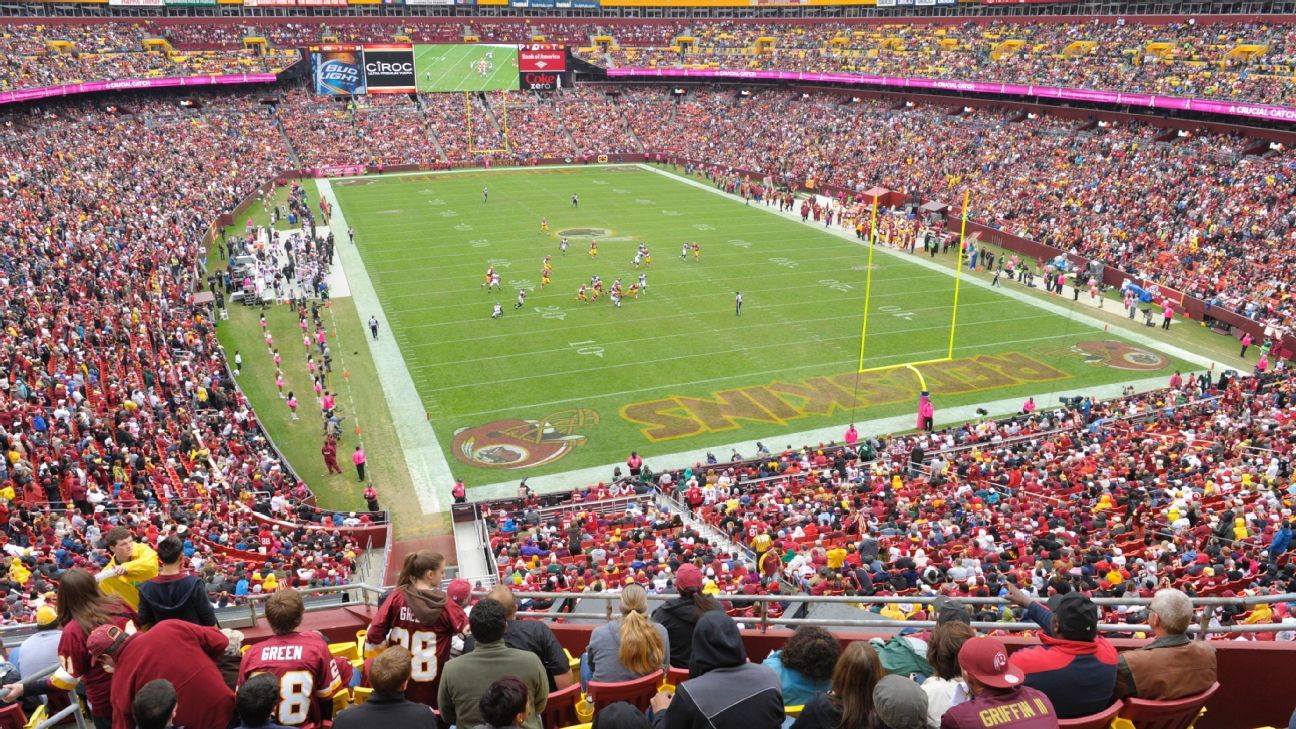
<box><xmin>1058</xmin><ymin>700</ymin><xmax>1122</xmax><ymax>728</ymax></box>
<box><xmin>588</xmin><ymin>669</ymin><xmax>664</xmax><ymax>713</ymax></box>
<box><xmin>0</xmin><ymin>704</ymin><xmax>26</xmax><ymax>729</ymax></box>
<box><xmin>542</xmin><ymin>681</ymin><xmax>584</xmax><ymax>729</ymax></box>
<box><xmin>1118</xmin><ymin>682</ymin><xmax>1219</xmax><ymax>729</ymax></box>
<box><xmin>666</xmin><ymin>666</ymin><xmax>690</xmax><ymax>686</ymax></box>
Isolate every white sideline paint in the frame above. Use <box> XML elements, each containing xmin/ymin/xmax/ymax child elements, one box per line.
<box><xmin>317</xmin><ymin>178</ymin><xmax>449</xmax><ymax>515</ymax></box>
<box><xmin>467</xmin><ymin>163</ymin><xmax>1227</xmax><ymax>501</ymax></box>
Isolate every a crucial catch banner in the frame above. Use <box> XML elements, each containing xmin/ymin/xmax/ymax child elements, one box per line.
<box><xmin>363</xmin><ymin>44</ymin><xmax>416</xmax><ymax>94</ymax></box>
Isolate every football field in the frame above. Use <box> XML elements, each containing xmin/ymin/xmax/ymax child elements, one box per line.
<box><xmin>328</xmin><ymin>165</ymin><xmax>1195</xmax><ymax>486</ymax></box>
<box><xmin>415</xmin><ymin>44</ymin><xmax>518</xmax><ymax>92</ymax></box>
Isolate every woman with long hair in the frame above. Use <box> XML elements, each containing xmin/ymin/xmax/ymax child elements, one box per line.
<box><xmin>652</xmin><ymin>564</ymin><xmax>719</xmax><ymax>668</ymax></box>
<box><xmin>584</xmin><ymin>583</ymin><xmax>670</xmax><ymax>684</ymax></box>
<box><xmin>791</xmin><ymin>642</ymin><xmax>885</xmax><ymax>729</ymax></box>
<box><xmin>0</xmin><ymin>568</ymin><xmax>137</xmax><ymax>729</ymax></box>
<box><xmin>364</xmin><ymin>550</ymin><xmax>468</xmax><ymax>708</ymax></box>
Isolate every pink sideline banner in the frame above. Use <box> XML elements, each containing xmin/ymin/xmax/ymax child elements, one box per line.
<box><xmin>606</xmin><ymin>67</ymin><xmax>1296</xmax><ymax>123</ymax></box>
<box><xmin>311</xmin><ymin>165</ymin><xmax>367</xmax><ymax>177</ymax></box>
<box><xmin>0</xmin><ymin>73</ymin><xmax>278</xmax><ymax>106</ymax></box>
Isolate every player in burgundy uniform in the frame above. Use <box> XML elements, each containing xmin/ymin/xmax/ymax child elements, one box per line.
<box><xmin>364</xmin><ymin>550</ymin><xmax>467</xmax><ymax>709</ymax></box>
<box><xmin>2</xmin><ymin>569</ymin><xmax>138</xmax><ymax>729</ymax></box>
<box><xmin>239</xmin><ymin>589</ymin><xmax>342</xmax><ymax>727</ymax></box>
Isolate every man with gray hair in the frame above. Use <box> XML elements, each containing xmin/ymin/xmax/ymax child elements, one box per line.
<box><xmin>1115</xmin><ymin>588</ymin><xmax>1217</xmax><ymax>700</ymax></box>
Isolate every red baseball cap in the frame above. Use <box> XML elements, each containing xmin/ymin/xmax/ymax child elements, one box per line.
<box><xmin>86</xmin><ymin>624</ymin><xmax>131</xmax><ymax>664</ymax></box>
<box><xmin>446</xmin><ymin>578</ymin><xmax>472</xmax><ymax>604</ymax></box>
<box><xmin>958</xmin><ymin>636</ymin><xmax>1024</xmax><ymax>689</ymax></box>
<box><xmin>676</xmin><ymin>564</ymin><xmax>704</xmax><ymax>591</ymax></box>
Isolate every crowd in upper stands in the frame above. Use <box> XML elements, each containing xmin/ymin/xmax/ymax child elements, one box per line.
<box><xmin>8</xmin><ymin>18</ymin><xmax>1296</xmax><ymax>108</ymax></box>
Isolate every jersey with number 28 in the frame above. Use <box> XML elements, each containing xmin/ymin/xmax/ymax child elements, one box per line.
<box><xmin>364</xmin><ymin>589</ymin><xmax>468</xmax><ymax>708</ymax></box>
<box><xmin>239</xmin><ymin>632</ymin><xmax>342</xmax><ymax>727</ymax></box>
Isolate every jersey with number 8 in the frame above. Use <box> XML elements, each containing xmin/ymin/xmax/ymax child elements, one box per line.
<box><xmin>238</xmin><ymin>632</ymin><xmax>342</xmax><ymax>727</ymax></box>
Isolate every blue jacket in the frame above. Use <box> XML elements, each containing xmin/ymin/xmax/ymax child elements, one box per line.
<box><xmin>1270</xmin><ymin>527</ymin><xmax>1292</xmax><ymax>556</ymax></box>
<box><xmin>1010</xmin><ymin>602</ymin><xmax>1118</xmax><ymax>719</ymax></box>
<box><xmin>762</xmin><ymin>652</ymin><xmax>831</xmax><ymax>707</ymax></box>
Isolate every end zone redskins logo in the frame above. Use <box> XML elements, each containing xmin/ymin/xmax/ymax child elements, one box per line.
<box><xmin>452</xmin><ymin>408</ymin><xmax>599</xmax><ymax>469</ymax></box>
<box><xmin>1072</xmin><ymin>340</ymin><xmax>1168</xmax><ymax>371</ymax></box>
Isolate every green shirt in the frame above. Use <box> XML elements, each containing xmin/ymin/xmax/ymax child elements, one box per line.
<box><xmin>438</xmin><ymin>640</ymin><xmax>548</xmax><ymax>729</ymax></box>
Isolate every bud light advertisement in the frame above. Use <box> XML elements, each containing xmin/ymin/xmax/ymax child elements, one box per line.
<box><xmin>311</xmin><ymin>45</ymin><xmax>365</xmax><ymax>96</ymax></box>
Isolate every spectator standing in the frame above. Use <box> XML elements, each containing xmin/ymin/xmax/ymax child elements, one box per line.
<box><xmin>365</xmin><ymin>551</ymin><xmax>467</xmax><ymax>709</ymax></box>
<box><xmin>791</xmin><ymin>642</ymin><xmax>883</xmax><ymax>729</ymax></box>
<box><xmin>15</xmin><ymin>606</ymin><xmax>60</xmax><ymax>682</ymax></box>
<box><xmin>463</xmin><ymin>587</ymin><xmax>573</xmax><ymax>691</ymax></box>
<box><xmin>3</xmin><ymin>569</ymin><xmax>138</xmax><ymax>729</ymax></box>
<box><xmin>353</xmin><ymin>447</ymin><xmax>367</xmax><ymax>482</ymax></box>
<box><xmin>1004</xmin><ymin>587</ymin><xmax>1116</xmax><ymax>719</ymax></box>
<box><xmin>651</xmin><ymin>612</ymin><xmax>782</xmax><ymax>729</ymax></box>
<box><xmin>762</xmin><ymin>626</ymin><xmax>838</xmax><ymax>706</ymax></box>
<box><xmin>333</xmin><ymin>647</ymin><xmax>437</xmax><ymax>729</ymax></box>
<box><xmin>653</xmin><ymin>564</ymin><xmax>722</xmax><ymax>669</ymax></box>
<box><xmin>88</xmin><ymin>620</ymin><xmax>235</xmax><ymax>729</ymax></box>
<box><xmin>453</xmin><ymin>480</ymin><xmax>467</xmax><ymax>504</ymax></box>
<box><xmin>137</xmin><ymin>536</ymin><xmax>217</xmax><ymax>629</ymax></box>
<box><xmin>322</xmin><ymin>439</ymin><xmax>342</xmax><ymax>475</ymax></box>
<box><xmin>584</xmin><ymin>583</ymin><xmax>670</xmax><ymax>685</ymax></box>
<box><xmin>1114</xmin><ymin>588</ymin><xmax>1217</xmax><ymax>700</ymax></box>
<box><xmin>438</xmin><ymin>598</ymin><xmax>548</xmax><ymax>729</ymax></box>
<box><xmin>99</xmin><ymin>527</ymin><xmax>159</xmax><ymax>612</ymax></box>
<box><xmin>239</xmin><ymin>589</ymin><xmax>343</xmax><ymax>726</ymax></box>
<box><xmin>940</xmin><ymin>637</ymin><xmax>1058</xmax><ymax>729</ymax></box>
<box><xmin>233</xmin><ymin>674</ymin><xmax>294</xmax><ymax>729</ymax></box>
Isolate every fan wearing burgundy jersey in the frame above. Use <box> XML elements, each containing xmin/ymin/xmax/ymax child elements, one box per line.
<box><xmin>239</xmin><ymin>589</ymin><xmax>342</xmax><ymax>727</ymax></box>
<box><xmin>363</xmin><ymin>550</ymin><xmax>467</xmax><ymax>709</ymax></box>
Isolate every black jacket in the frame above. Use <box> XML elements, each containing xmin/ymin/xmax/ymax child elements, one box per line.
<box><xmin>137</xmin><ymin>572</ymin><xmax>218</xmax><ymax>628</ymax></box>
<box><xmin>333</xmin><ymin>693</ymin><xmax>438</xmax><ymax>729</ymax></box>
<box><xmin>653</xmin><ymin>595</ymin><xmax>720</xmax><ymax>669</ymax></box>
<box><xmin>652</xmin><ymin>612</ymin><xmax>783</xmax><ymax>729</ymax></box>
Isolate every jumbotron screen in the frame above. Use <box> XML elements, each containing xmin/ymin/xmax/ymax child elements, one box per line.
<box><xmin>414</xmin><ymin>44</ymin><xmax>520</xmax><ymax>92</ymax></box>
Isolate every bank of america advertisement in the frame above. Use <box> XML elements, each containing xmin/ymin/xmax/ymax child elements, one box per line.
<box><xmin>310</xmin><ymin>45</ymin><xmax>366</xmax><ymax>96</ymax></box>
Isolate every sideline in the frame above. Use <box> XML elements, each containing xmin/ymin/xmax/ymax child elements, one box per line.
<box><xmin>317</xmin><ymin>178</ymin><xmax>451</xmax><ymax>515</ymax></box>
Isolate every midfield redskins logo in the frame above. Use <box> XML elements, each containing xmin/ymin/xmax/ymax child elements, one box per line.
<box><xmin>1072</xmin><ymin>340</ymin><xmax>1168</xmax><ymax>371</ymax></box>
<box><xmin>452</xmin><ymin>408</ymin><xmax>599</xmax><ymax>469</ymax></box>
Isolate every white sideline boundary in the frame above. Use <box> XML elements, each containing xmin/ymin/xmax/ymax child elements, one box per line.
<box><xmin>317</xmin><ymin>178</ymin><xmax>449</xmax><ymax>515</ymax></box>
<box><xmin>316</xmin><ymin>162</ymin><xmax>1229</xmax><ymax>508</ymax></box>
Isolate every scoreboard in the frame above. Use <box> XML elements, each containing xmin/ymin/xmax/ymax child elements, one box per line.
<box><xmin>519</xmin><ymin>44</ymin><xmax>569</xmax><ymax>90</ymax></box>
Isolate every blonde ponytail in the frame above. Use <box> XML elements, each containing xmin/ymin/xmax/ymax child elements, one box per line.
<box><xmin>617</xmin><ymin>584</ymin><xmax>665</xmax><ymax>676</ymax></box>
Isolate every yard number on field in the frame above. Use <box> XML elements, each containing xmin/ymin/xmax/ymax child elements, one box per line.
<box><xmin>879</xmin><ymin>305</ymin><xmax>915</xmax><ymax>321</ymax></box>
<box><xmin>535</xmin><ymin>306</ymin><xmax>566</xmax><ymax>320</ymax></box>
<box><xmin>569</xmin><ymin>340</ymin><xmax>605</xmax><ymax>358</ymax></box>
<box><xmin>819</xmin><ymin>279</ymin><xmax>854</xmax><ymax>293</ymax></box>
<box><xmin>769</xmin><ymin>257</ymin><xmax>798</xmax><ymax>269</ymax></box>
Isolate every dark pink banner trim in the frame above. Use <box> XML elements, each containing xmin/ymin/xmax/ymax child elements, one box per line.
<box><xmin>606</xmin><ymin>67</ymin><xmax>1296</xmax><ymax>123</ymax></box>
<box><xmin>0</xmin><ymin>73</ymin><xmax>279</xmax><ymax>106</ymax></box>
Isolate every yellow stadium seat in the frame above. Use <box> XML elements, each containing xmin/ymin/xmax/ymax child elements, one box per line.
<box><xmin>331</xmin><ymin>689</ymin><xmax>351</xmax><ymax>714</ymax></box>
<box><xmin>785</xmin><ymin>705</ymin><xmax>805</xmax><ymax>718</ymax></box>
<box><xmin>356</xmin><ymin>630</ymin><xmax>368</xmax><ymax>656</ymax></box>
<box><xmin>329</xmin><ymin>641</ymin><xmax>359</xmax><ymax>660</ymax></box>
<box><xmin>352</xmin><ymin>687</ymin><xmax>373</xmax><ymax>705</ymax></box>
<box><xmin>23</xmin><ymin>705</ymin><xmax>46</xmax><ymax>729</ymax></box>
<box><xmin>240</xmin><ymin>644</ymin><xmax>250</xmax><ymax>655</ymax></box>
<box><xmin>559</xmin><ymin>724</ymin><xmax>591</xmax><ymax>729</ymax></box>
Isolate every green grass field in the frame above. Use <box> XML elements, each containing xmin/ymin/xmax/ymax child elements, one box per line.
<box><xmin>415</xmin><ymin>44</ymin><xmax>518</xmax><ymax>92</ymax></box>
<box><xmin>327</xmin><ymin>165</ymin><xmax>1196</xmax><ymax>486</ymax></box>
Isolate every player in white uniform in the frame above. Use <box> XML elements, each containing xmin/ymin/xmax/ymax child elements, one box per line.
<box><xmin>633</xmin><ymin>251</ymin><xmax>643</xmax><ymax>268</ymax></box>
<box><xmin>487</xmin><ymin>272</ymin><xmax>501</xmax><ymax>292</ymax></box>
<box><xmin>492</xmin><ymin>303</ymin><xmax>503</xmax><ymax>319</ymax></box>
<box><xmin>560</xmin><ymin>237</ymin><xmax>568</xmax><ymax>255</ymax></box>
<box><xmin>610</xmin><ymin>290</ymin><xmax>621</xmax><ymax>308</ymax></box>
<box><xmin>514</xmin><ymin>289</ymin><xmax>527</xmax><ymax>309</ymax></box>
<box><xmin>681</xmin><ymin>242</ymin><xmax>689</xmax><ymax>260</ymax></box>
<box><xmin>638</xmin><ymin>272</ymin><xmax>648</xmax><ymax>292</ymax></box>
